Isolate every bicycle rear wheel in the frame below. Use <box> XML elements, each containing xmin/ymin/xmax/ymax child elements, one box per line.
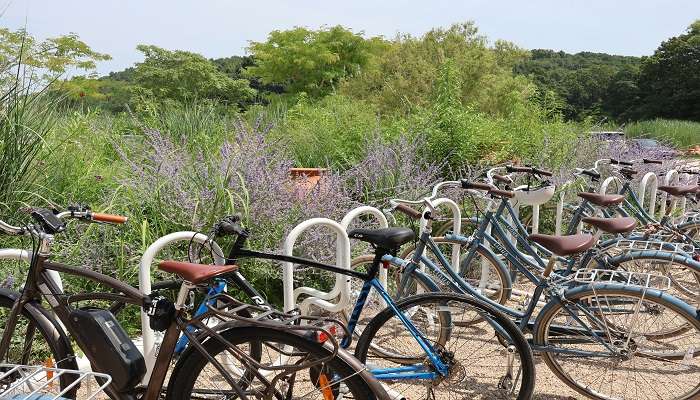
<box><xmin>166</xmin><ymin>325</ymin><xmax>379</xmax><ymax>399</ymax></box>
<box><xmin>534</xmin><ymin>284</ymin><xmax>700</xmax><ymax>400</ymax></box>
<box><xmin>354</xmin><ymin>293</ymin><xmax>536</xmax><ymax>400</ymax></box>
<box><xmin>0</xmin><ymin>294</ymin><xmax>78</xmax><ymax>398</ymax></box>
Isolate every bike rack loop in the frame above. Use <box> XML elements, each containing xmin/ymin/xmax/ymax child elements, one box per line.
<box><xmin>282</xmin><ymin>218</ymin><xmax>351</xmax><ymax>314</ymax></box>
<box><xmin>638</xmin><ymin>172</ymin><xmax>659</xmax><ymax>219</ymax></box>
<box><xmin>0</xmin><ymin>249</ymin><xmax>62</xmax><ymax>291</ymax></box>
<box><xmin>659</xmin><ymin>170</ymin><xmax>680</xmax><ymax>219</ymax></box>
<box><xmin>340</xmin><ymin>206</ymin><xmax>389</xmax><ymax>288</ymax></box>
<box><xmin>421</xmin><ymin>198</ymin><xmax>461</xmax><ymax>271</ymax></box>
<box><xmin>138</xmin><ymin>231</ymin><xmax>225</xmax><ymax>383</ymax></box>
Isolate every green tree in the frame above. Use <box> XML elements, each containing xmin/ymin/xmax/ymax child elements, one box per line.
<box><xmin>133</xmin><ymin>45</ymin><xmax>256</xmax><ymax>104</ymax></box>
<box><xmin>514</xmin><ymin>49</ymin><xmax>641</xmax><ymax>120</ymax></box>
<box><xmin>635</xmin><ymin>20</ymin><xmax>700</xmax><ymax>121</ymax></box>
<box><xmin>246</xmin><ymin>26</ymin><xmax>377</xmax><ymax>97</ymax></box>
<box><xmin>339</xmin><ymin>22</ymin><xmax>533</xmax><ymax>116</ymax></box>
<box><xmin>0</xmin><ymin>28</ymin><xmax>110</xmax><ymax>83</ymax></box>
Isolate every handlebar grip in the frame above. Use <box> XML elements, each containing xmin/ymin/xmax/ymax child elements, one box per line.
<box><xmin>643</xmin><ymin>158</ymin><xmax>663</xmax><ymax>164</ymax></box>
<box><xmin>681</xmin><ymin>169</ymin><xmax>700</xmax><ymax>175</ymax></box>
<box><xmin>620</xmin><ymin>167</ymin><xmax>638</xmax><ymax>176</ymax></box>
<box><xmin>488</xmin><ymin>189</ymin><xmax>515</xmax><ymax>199</ymax></box>
<box><xmin>394</xmin><ymin>204</ymin><xmax>423</xmax><ymax>220</ymax></box>
<box><xmin>492</xmin><ymin>174</ymin><xmax>513</xmax><ymax>184</ymax></box>
<box><xmin>582</xmin><ymin>169</ymin><xmax>601</xmax><ymax>179</ymax></box>
<box><xmin>92</xmin><ymin>213</ymin><xmax>128</xmax><ymax>224</ymax></box>
<box><xmin>506</xmin><ymin>165</ymin><xmax>531</xmax><ymax>173</ymax></box>
<box><xmin>610</xmin><ymin>158</ymin><xmax>633</xmax><ymax>166</ymax></box>
<box><xmin>461</xmin><ymin>180</ymin><xmax>493</xmax><ymax>191</ymax></box>
<box><xmin>532</xmin><ymin>167</ymin><xmax>553</xmax><ymax>177</ymax></box>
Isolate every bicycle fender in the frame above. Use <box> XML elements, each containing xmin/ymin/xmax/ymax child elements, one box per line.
<box><xmin>0</xmin><ymin>288</ymin><xmax>78</xmax><ymax>370</ymax></box>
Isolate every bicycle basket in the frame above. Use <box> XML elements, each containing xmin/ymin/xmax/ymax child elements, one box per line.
<box><xmin>0</xmin><ymin>364</ymin><xmax>111</xmax><ymax>400</ymax></box>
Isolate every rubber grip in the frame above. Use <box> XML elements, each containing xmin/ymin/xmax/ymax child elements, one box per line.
<box><xmin>532</xmin><ymin>167</ymin><xmax>553</xmax><ymax>177</ymax></box>
<box><xmin>493</xmin><ymin>174</ymin><xmax>513</xmax><ymax>184</ymax></box>
<box><xmin>610</xmin><ymin>158</ymin><xmax>633</xmax><ymax>166</ymax></box>
<box><xmin>92</xmin><ymin>213</ymin><xmax>128</xmax><ymax>224</ymax></box>
<box><xmin>643</xmin><ymin>158</ymin><xmax>663</xmax><ymax>164</ymax></box>
<box><xmin>506</xmin><ymin>165</ymin><xmax>531</xmax><ymax>173</ymax></box>
<box><xmin>488</xmin><ymin>189</ymin><xmax>515</xmax><ymax>199</ymax></box>
<box><xmin>461</xmin><ymin>180</ymin><xmax>493</xmax><ymax>191</ymax></box>
<box><xmin>394</xmin><ymin>204</ymin><xmax>422</xmax><ymax>220</ymax></box>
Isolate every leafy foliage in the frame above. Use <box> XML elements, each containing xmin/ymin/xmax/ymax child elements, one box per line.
<box><xmin>0</xmin><ymin>28</ymin><xmax>110</xmax><ymax>83</ymax></box>
<box><xmin>514</xmin><ymin>50</ymin><xmax>641</xmax><ymax>121</ymax></box>
<box><xmin>635</xmin><ymin>21</ymin><xmax>700</xmax><ymax>121</ymax></box>
<box><xmin>246</xmin><ymin>26</ymin><xmax>378</xmax><ymax>97</ymax></box>
<box><xmin>340</xmin><ymin>22</ymin><xmax>533</xmax><ymax>116</ymax></box>
<box><xmin>132</xmin><ymin>45</ymin><xmax>256</xmax><ymax>105</ymax></box>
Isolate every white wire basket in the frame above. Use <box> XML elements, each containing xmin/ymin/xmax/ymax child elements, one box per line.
<box><xmin>613</xmin><ymin>239</ymin><xmax>695</xmax><ymax>255</ymax></box>
<box><xmin>0</xmin><ymin>364</ymin><xmax>111</xmax><ymax>400</ymax></box>
<box><xmin>574</xmin><ymin>268</ymin><xmax>672</xmax><ymax>291</ymax></box>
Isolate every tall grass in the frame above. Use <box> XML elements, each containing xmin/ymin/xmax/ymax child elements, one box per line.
<box><xmin>626</xmin><ymin>119</ymin><xmax>700</xmax><ymax>148</ymax></box>
<box><xmin>0</xmin><ymin>68</ymin><xmax>60</xmax><ymax>214</ymax></box>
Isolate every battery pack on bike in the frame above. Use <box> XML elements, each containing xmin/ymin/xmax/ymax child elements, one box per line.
<box><xmin>69</xmin><ymin>308</ymin><xmax>145</xmax><ymax>391</ymax></box>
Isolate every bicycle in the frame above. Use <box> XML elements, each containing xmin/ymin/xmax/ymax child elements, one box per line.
<box><xmin>383</xmin><ymin>180</ymin><xmax>700</xmax><ymax>400</ymax></box>
<box><xmin>0</xmin><ymin>207</ymin><xmax>383</xmax><ymax>400</ymax></box>
<box><xmin>154</xmin><ymin>215</ymin><xmax>537</xmax><ymax>400</ymax></box>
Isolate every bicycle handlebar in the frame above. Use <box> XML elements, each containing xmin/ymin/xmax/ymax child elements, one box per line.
<box><xmin>460</xmin><ymin>180</ymin><xmax>493</xmax><ymax>191</ymax></box>
<box><xmin>505</xmin><ymin>165</ymin><xmax>553</xmax><ymax>177</ymax></box>
<box><xmin>394</xmin><ymin>204</ymin><xmax>423</xmax><ymax>220</ymax></box>
<box><xmin>0</xmin><ymin>208</ymin><xmax>128</xmax><ymax>236</ymax></box>
<box><xmin>609</xmin><ymin>158</ymin><xmax>634</xmax><ymax>166</ymax></box>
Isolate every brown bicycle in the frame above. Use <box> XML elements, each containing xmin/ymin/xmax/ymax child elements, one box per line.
<box><xmin>0</xmin><ymin>206</ymin><xmax>384</xmax><ymax>399</ymax></box>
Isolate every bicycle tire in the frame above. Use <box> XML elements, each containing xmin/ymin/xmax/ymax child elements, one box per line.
<box><xmin>354</xmin><ymin>292</ymin><xmax>536</xmax><ymax>400</ymax></box>
<box><xmin>534</xmin><ymin>284</ymin><xmax>700</xmax><ymax>400</ymax></box>
<box><xmin>0</xmin><ymin>292</ymin><xmax>78</xmax><ymax>398</ymax></box>
<box><xmin>166</xmin><ymin>325</ymin><xmax>378</xmax><ymax>400</ymax></box>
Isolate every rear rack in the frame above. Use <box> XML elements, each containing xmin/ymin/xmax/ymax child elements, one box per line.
<box><xmin>574</xmin><ymin>268</ymin><xmax>671</xmax><ymax>291</ymax></box>
<box><xmin>0</xmin><ymin>364</ymin><xmax>111</xmax><ymax>400</ymax></box>
<box><xmin>612</xmin><ymin>239</ymin><xmax>695</xmax><ymax>255</ymax></box>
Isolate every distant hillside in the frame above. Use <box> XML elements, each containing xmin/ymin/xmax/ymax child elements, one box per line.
<box><xmin>515</xmin><ymin>49</ymin><xmax>642</xmax><ymax>121</ymax></box>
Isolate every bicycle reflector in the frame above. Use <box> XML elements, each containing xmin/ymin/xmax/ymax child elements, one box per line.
<box><xmin>317</xmin><ymin>324</ymin><xmax>340</xmax><ymax>344</ymax></box>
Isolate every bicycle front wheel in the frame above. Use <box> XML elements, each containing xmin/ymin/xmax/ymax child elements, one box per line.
<box><xmin>166</xmin><ymin>325</ymin><xmax>379</xmax><ymax>399</ymax></box>
<box><xmin>354</xmin><ymin>293</ymin><xmax>536</xmax><ymax>400</ymax></box>
<box><xmin>534</xmin><ymin>284</ymin><xmax>700</xmax><ymax>400</ymax></box>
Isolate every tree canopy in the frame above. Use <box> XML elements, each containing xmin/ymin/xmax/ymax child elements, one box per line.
<box><xmin>635</xmin><ymin>20</ymin><xmax>700</xmax><ymax>121</ymax></box>
<box><xmin>246</xmin><ymin>25</ymin><xmax>377</xmax><ymax>97</ymax></box>
<box><xmin>132</xmin><ymin>45</ymin><xmax>256</xmax><ymax>104</ymax></box>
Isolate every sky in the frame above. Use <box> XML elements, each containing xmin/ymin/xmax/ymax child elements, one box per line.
<box><xmin>3</xmin><ymin>0</ymin><xmax>699</xmax><ymax>75</ymax></box>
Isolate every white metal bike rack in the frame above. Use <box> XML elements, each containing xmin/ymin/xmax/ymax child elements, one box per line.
<box><xmin>638</xmin><ymin>172</ymin><xmax>659</xmax><ymax>219</ymax></box>
<box><xmin>340</xmin><ymin>206</ymin><xmax>389</xmax><ymax>287</ymax></box>
<box><xmin>282</xmin><ymin>218</ymin><xmax>351</xmax><ymax>314</ymax></box>
<box><xmin>422</xmin><ymin>198</ymin><xmax>461</xmax><ymax>271</ymax></box>
<box><xmin>0</xmin><ymin>249</ymin><xmax>62</xmax><ymax>291</ymax></box>
<box><xmin>659</xmin><ymin>170</ymin><xmax>680</xmax><ymax>219</ymax></box>
<box><xmin>138</xmin><ymin>231</ymin><xmax>225</xmax><ymax>383</ymax></box>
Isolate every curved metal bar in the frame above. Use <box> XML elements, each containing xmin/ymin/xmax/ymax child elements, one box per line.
<box><xmin>341</xmin><ymin>206</ymin><xmax>389</xmax><ymax>287</ymax></box>
<box><xmin>638</xmin><ymin>172</ymin><xmax>659</xmax><ymax>219</ymax></box>
<box><xmin>138</xmin><ymin>231</ymin><xmax>225</xmax><ymax>383</ymax></box>
<box><xmin>283</xmin><ymin>218</ymin><xmax>351</xmax><ymax>313</ymax></box>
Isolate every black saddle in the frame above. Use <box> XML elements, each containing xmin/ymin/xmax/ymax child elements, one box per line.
<box><xmin>347</xmin><ymin>227</ymin><xmax>415</xmax><ymax>250</ymax></box>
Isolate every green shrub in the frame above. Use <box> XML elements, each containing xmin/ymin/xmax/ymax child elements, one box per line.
<box><xmin>626</xmin><ymin>119</ymin><xmax>700</xmax><ymax>147</ymax></box>
<box><xmin>271</xmin><ymin>94</ymin><xmax>381</xmax><ymax>167</ymax></box>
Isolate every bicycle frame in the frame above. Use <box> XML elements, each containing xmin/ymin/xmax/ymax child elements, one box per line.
<box><xmin>391</xmin><ymin>199</ymin><xmax>621</xmax><ymax>356</ymax></box>
<box><xmin>182</xmin><ymin>247</ymin><xmax>456</xmax><ymax>381</ymax></box>
<box><xmin>0</xmin><ymin>242</ymin><xmax>251</xmax><ymax>400</ymax></box>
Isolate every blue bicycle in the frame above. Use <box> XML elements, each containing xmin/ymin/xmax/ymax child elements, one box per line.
<box><xmin>381</xmin><ymin>178</ymin><xmax>700</xmax><ymax>400</ymax></box>
<box><xmin>157</xmin><ymin>216</ymin><xmax>537</xmax><ymax>400</ymax></box>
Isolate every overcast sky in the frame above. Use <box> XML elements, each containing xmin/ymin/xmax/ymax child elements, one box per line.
<box><xmin>3</xmin><ymin>0</ymin><xmax>699</xmax><ymax>75</ymax></box>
